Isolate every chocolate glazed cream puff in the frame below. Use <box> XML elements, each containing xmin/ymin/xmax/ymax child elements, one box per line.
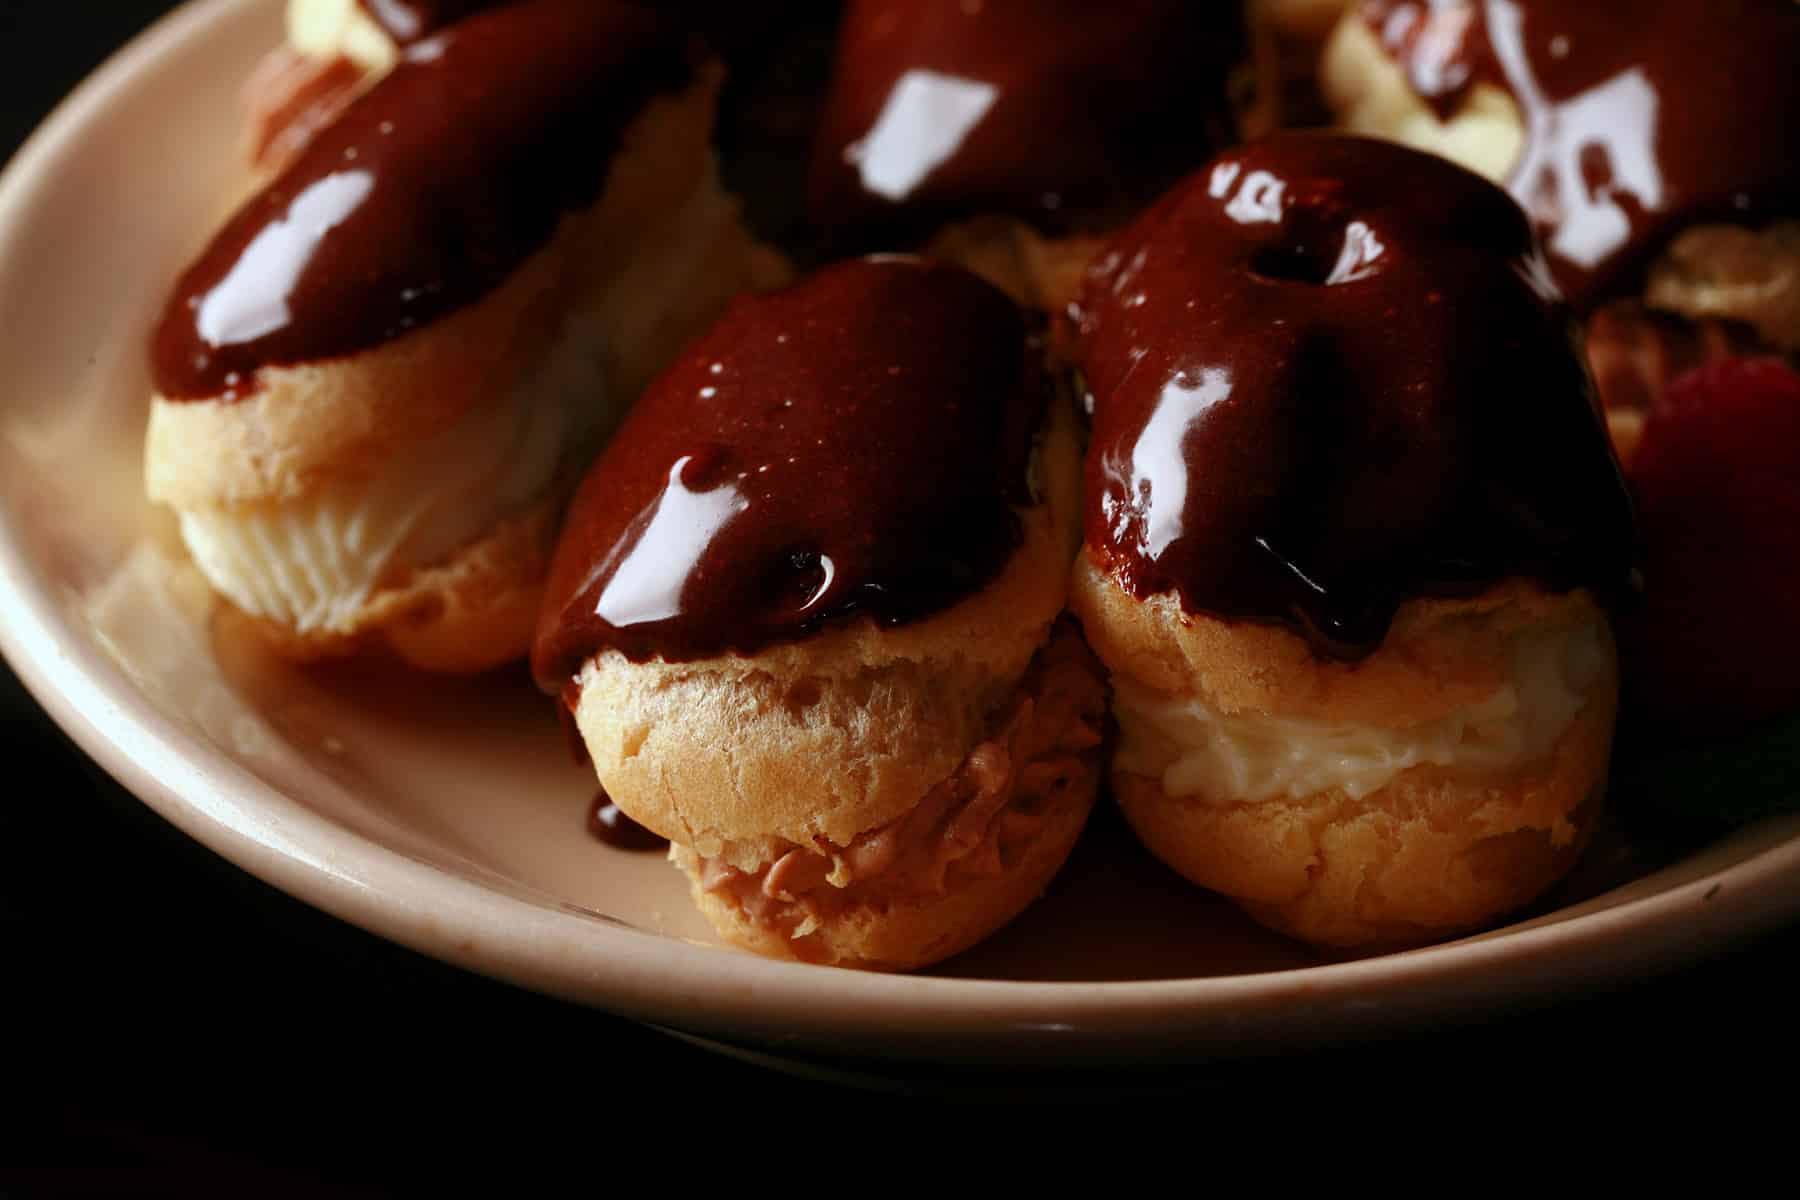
<box><xmin>1070</xmin><ymin>134</ymin><xmax>1637</xmax><ymax>949</ymax></box>
<box><xmin>148</xmin><ymin>0</ymin><xmax>777</xmax><ymax>672</ymax></box>
<box><xmin>533</xmin><ymin>257</ymin><xmax>1105</xmax><ymax>971</ymax></box>
<box><xmin>1322</xmin><ymin>0</ymin><xmax>1800</xmax><ymax>308</ymax></box>
<box><xmin>808</xmin><ymin>0</ymin><xmax>1240</xmax><ymax>312</ymax></box>
<box><xmin>1320</xmin><ymin>1</ymin><xmax>1800</xmax><ymax>443</ymax></box>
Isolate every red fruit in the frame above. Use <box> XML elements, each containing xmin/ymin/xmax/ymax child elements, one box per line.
<box><xmin>1624</xmin><ymin>357</ymin><xmax>1800</xmax><ymax>730</ymax></box>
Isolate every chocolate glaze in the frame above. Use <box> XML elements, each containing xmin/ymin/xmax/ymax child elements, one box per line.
<box><xmin>152</xmin><ymin>0</ymin><xmax>689</xmax><ymax>400</ymax></box>
<box><xmin>1078</xmin><ymin>133</ymin><xmax>1635</xmax><ymax>659</ymax></box>
<box><xmin>356</xmin><ymin>0</ymin><xmax>504</xmax><ymax>44</ymax></box>
<box><xmin>532</xmin><ymin>257</ymin><xmax>1046</xmax><ymax>685</ymax></box>
<box><xmin>588</xmin><ymin>788</ymin><xmax>668</xmax><ymax>851</ymax></box>
<box><xmin>1359</xmin><ymin>0</ymin><xmax>1800</xmax><ymax>308</ymax></box>
<box><xmin>809</xmin><ymin>0</ymin><xmax>1239</xmax><ymax>247</ymax></box>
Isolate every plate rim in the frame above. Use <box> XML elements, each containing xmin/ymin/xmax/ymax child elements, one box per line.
<box><xmin>4</xmin><ymin>0</ymin><xmax>1799</xmax><ymax>1065</ymax></box>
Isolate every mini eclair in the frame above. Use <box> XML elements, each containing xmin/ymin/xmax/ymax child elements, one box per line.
<box><xmin>148</xmin><ymin>0</ymin><xmax>775</xmax><ymax>672</ymax></box>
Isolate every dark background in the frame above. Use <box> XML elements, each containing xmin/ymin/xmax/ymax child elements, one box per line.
<box><xmin>2</xmin><ymin>0</ymin><xmax>1796</xmax><ymax>1185</ymax></box>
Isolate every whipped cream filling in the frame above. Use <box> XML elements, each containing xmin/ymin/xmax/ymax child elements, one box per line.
<box><xmin>178</xmin><ymin>328</ymin><xmax>599</xmax><ymax>634</ymax></box>
<box><xmin>1113</xmin><ymin>619</ymin><xmax>1609</xmax><ymax>805</ymax></box>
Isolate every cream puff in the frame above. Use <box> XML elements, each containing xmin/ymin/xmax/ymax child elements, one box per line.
<box><xmin>807</xmin><ymin>0</ymin><xmax>1241</xmax><ymax>312</ymax></box>
<box><xmin>1070</xmin><ymin>133</ymin><xmax>1637</xmax><ymax>949</ymax></box>
<box><xmin>1321</xmin><ymin>0</ymin><xmax>1800</xmax><ymax>459</ymax></box>
<box><xmin>1320</xmin><ymin>1</ymin><xmax>1800</xmax><ymax>306</ymax></box>
<box><xmin>147</xmin><ymin>0</ymin><xmax>775</xmax><ymax>672</ymax></box>
<box><xmin>532</xmin><ymin>257</ymin><xmax>1105</xmax><ymax>971</ymax></box>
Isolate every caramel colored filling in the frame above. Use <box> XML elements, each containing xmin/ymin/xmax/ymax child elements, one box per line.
<box><xmin>686</xmin><ymin>624</ymin><xmax>1105</xmax><ymax>954</ymax></box>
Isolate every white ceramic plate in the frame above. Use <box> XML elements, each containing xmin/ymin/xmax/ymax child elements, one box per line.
<box><xmin>5</xmin><ymin>0</ymin><xmax>1799</xmax><ymax>1070</ymax></box>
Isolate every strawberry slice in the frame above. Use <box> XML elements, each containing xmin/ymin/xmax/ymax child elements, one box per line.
<box><xmin>1624</xmin><ymin>357</ymin><xmax>1800</xmax><ymax>730</ymax></box>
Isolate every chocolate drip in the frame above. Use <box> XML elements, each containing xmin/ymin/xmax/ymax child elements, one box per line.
<box><xmin>809</xmin><ymin>0</ymin><xmax>1239</xmax><ymax>247</ymax></box>
<box><xmin>1359</xmin><ymin>0</ymin><xmax>1800</xmax><ymax>308</ymax></box>
<box><xmin>532</xmin><ymin>257</ymin><xmax>1046</xmax><ymax>686</ymax></box>
<box><xmin>1077</xmin><ymin>133</ymin><xmax>1635</xmax><ymax>660</ymax></box>
<box><xmin>151</xmin><ymin>0</ymin><xmax>689</xmax><ymax>400</ymax></box>
<box><xmin>587</xmin><ymin>789</ymin><xmax>668</xmax><ymax>851</ymax></box>
<box><xmin>356</xmin><ymin>0</ymin><xmax>504</xmax><ymax>44</ymax></box>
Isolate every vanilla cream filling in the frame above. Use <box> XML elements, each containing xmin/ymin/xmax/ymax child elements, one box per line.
<box><xmin>1320</xmin><ymin>16</ymin><xmax>1523</xmax><ymax>185</ymax></box>
<box><xmin>1113</xmin><ymin>619</ymin><xmax>1609</xmax><ymax>805</ymax></box>
<box><xmin>177</xmin><ymin>326</ymin><xmax>600</xmax><ymax>635</ymax></box>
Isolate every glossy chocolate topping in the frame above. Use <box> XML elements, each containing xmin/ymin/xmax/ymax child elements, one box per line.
<box><xmin>1359</xmin><ymin>0</ymin><xmax>1800</xmax><ymax>308</ymax></box>
<box><xmin>809</xmin><ymin>0</ymin><xmax>1238</xmax><ymax>246</ymax></box>
<box><xmin>356</xmin><ymin>0</ymin><xmax>504</xmax><ymax>43</ymax></box>
<box><xmin>151</xmin><ymin>0</ymin><xmax>688</xmax><ymax>400</ymax></box>
<box><xmin>1078</xmin><ymin>133</ymin><xmax>1635</xmax><ymax>659</ymax></box>
<box><xmin>532</xmin><ymin>257</ymin><xmax>1047</xmax><ymax>685</ymax></box>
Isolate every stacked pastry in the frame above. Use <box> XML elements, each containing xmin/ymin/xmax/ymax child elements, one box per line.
<box><xmin>532</xmin><ymin>257</ymin><xmax>1105</xmax><ymax>971</ymax></box>
<box><xmin>146</xmin><ymin>4</ymin><xmax>1675</xmax><ymax>968</ymax></box>
<box><xmin>147</xmin><ymin>0</ymin><xmax>773</xmax><ymax>671</ymax></box>
<box><xmin>1069</xmin><ymin>134</ymin><xmax>1635</xmax><ymax>948</ymax></box>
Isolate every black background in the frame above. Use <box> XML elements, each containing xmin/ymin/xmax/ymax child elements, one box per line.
<box><xmin>2</xmin><ymin>0</ymin><xmax>1796</xmax><ymax>1186</ymax></box>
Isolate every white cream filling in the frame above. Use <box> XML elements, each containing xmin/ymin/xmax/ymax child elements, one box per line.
<box><xmin>1113</xmin><ymin>619</ymin><xmax>1608</xmax><ymax>805</ymax></box>
<box><xmin>177</xmin><ymin>321</ymin><xmax>602</xmax><ymax>635</ymax></box>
